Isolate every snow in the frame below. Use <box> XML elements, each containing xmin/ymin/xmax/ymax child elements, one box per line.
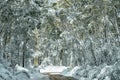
<box><xmin>15</xmin><ymin>64</ymin><xmax>50</xmax><ymax>80</ymax></box>
<box><xmin>62</xmin><ymin>66</ymin><xmax>81</xmax><ymax>79</ymax></box>
<box><xmin>61</xmin><ymin>64</ymin><xmax>120</xmax><ymax>80</ymax></box>
<box><xmin>0</xmin><ymin>63</ymin><xmax>50</xmax><ymax>80</ymax></box>
<box><xmin>40</xmin><ymin>66</ymin><xmax>68</xmax><ymax>74</ymax></box>
<box><xmin>15</xmin><ymin>70</ymin><xmax>50</xmax><ymax>80</ymax></box>
<box><xmin>1</xmin><ymin>63</ymin><xmax>120</xmax><ymax>80</ymax></box>
<box><xmin>48</xmin><ymin>8</ymin><xmax>56</xmax><ymax>16</ymax></box>
<box><xmin>104</xmin><ymin>76</ymin><xmax>111</xmax><ymax>80</ymax></box>
<box><xmin>79</xmin><ymin>77</ymin><xmax>89</xmax><ymax>80</ymax></box>
<box><xmin>32</xmin><ymin>51</ymin><xmax>43</xmax><ymax>58</ymax></box>
<box><xmin>31</xmin><ymin>71</ymin><xmax>50</xmax><ymax>80</ymax></box>
<box><xmin>48</xmin><ymin>0</ymin><xmax>60</xmax><ymax>5</ymax></box>
<box><xmin>88</xmin><ymin>67</ymin><xmax>100</xmax><ymax>79</ymax></box>
<box><xmin>97</xmin><ymin>65</ymin><xmax>113</xmax><ymax>80</ymax></box>
<box><xmin>0</xmin><ymin>63</ymin><xmax>15</xmax><ymax>80</ymax></box>
<box><xmin>15</xmin><ymin>71</ymin><xmax>30</xmax><ymax>80</ymax></box>
<box><xmin>15</xmin><ymin>64</ymin><xmax>29</xmax><ymax>72</ymax></box>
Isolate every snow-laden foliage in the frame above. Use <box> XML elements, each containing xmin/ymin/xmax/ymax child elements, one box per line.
<box><xmin>0</xmin><ymin>0</ymin><xmax>120</xmax><ymax>79</ymax></box>
<box><xmin>0</xmin><ymin>63</ymin><xmax>51</xmax><ymax>80</ymax></box>
<box><xmin>61</xmin><ymin>63</ymin><xmax>120</xmax><ymax>80</ymax></box>
<box><xmin>0</xmin><ymin>63</ymin><xmax>15</xmax><ymax>80</ymax></box>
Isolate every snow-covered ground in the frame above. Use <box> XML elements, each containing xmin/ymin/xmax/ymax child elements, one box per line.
<box><xmin>1</xmin><ymin>63</ymin><xmax>120</xmax><ymax>80</ymax></box>
<box><xmin>38</xmin><ymin>64</ymin><xmax>120</xmax><ymax>80</ymax></box>
<box><xmin>61</xmin><ymin>64</ymin><xmax>120</xmax><ymax>80</ymax></box>
<box><xmin>0</xmin><ymin>63</ymin><xmax>50</xmax><ymax>80</ymax></box>
<box><xmin>40</xmin><ymin>66</ymin><xmax>68</xmax><ymax>74</ymax></box>
<box><xmin>15</xmin><ymin>65</ymin><xmax>50</xmax><ymax>80</ymax></box>
<box><xmin>0</xmin><ymin>63</ymin><xmax>15</xmax><ymax>80</ymax></box>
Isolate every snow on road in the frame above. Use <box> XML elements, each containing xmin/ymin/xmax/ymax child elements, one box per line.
<box><xmin>1</xmin><ymin>63</ymin><xmax>120</xmax><ymax>80</ymax></box>
<box><xmin>40</xmin><ymin>66</ymin><xmax>69</xmax><ymax>74</ymax></box>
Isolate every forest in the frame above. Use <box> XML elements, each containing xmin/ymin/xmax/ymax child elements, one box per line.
<box><xmin>0</xmin><ymin>0</ymin><xmax>120</xmax><ymax>80</ymax></box>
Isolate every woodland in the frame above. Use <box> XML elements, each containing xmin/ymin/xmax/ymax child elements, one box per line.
<box><xmin>0</xmin><ymin>0</ymin><xmax>120</xmax><ymax>80</ymax></box>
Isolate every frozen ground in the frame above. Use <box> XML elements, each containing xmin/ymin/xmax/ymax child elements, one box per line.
<box><xmin>0</xmin><ymin>63</ymin><xmax>50</xmax><ymax>80</ymax></box>
<box><xmin>40</xmin><ymin>66</ymin><xmax>68</xmax><ymax>74</ymax></box>
<box><xmin>61</xmin><ymin>63</ymin><xmax>120</xmax><ymax>80</ymax></box>
<box><xmin>0</xmin><ymin>63</ymin><xmax>15</xmax><ymax>80</ymax></box>
<box><xmin>1</xmin><ymin>63</ymin><xmax>120</xmax><ymax>80</ymax></box>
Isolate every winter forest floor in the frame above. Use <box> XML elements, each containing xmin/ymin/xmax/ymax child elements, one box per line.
<box><xmin>1</xmin><ymin>62</ymin><xmax>120</xmax><ymax>80</ymax></box>
<box><xmin>40</xmin><ymin>66</ymin><xmax>78</xmax><ymax>80</ymax></box>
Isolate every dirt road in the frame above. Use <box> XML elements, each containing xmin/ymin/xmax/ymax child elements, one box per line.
<box><xmin>48</xmin><ymin>74</ymin><xmax>78</xmax><ymax>80</ymax></box>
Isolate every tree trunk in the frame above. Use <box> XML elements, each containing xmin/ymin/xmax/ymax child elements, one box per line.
<box><xmin>90</xmin><ymin>42</ymin><xmax>97</xmax><ymax>66</ymax></box>
<box><xmin>22</xmin><ymin>41</ymin><xmax>27</xmax><ymax>67</ymax></box>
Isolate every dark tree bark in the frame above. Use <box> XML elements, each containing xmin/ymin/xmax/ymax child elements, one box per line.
<box><xmin>22</xmin><ymin>41</ymin><xmax>27</xmax><ymax>67</ymax></box>
<box><xmin>90</xmin><ymin>42</ymin><xmax>97</xmax><ymax>66</ymax></box>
